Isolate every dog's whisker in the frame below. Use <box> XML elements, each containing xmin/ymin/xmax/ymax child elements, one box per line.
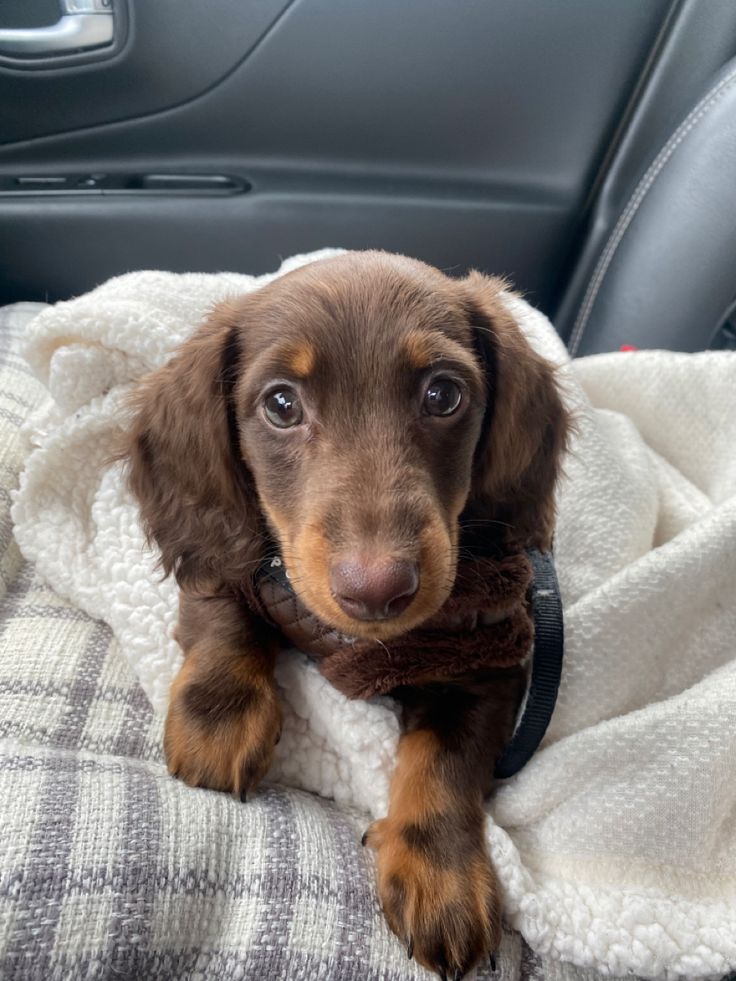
<box><xmin>459</xmin><ymin>518</ymin><xmax>514</xmax><ymax>531</ymax></box>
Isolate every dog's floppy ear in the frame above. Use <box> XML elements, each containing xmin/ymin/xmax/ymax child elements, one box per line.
<box><xmin>122</xmin><ymin>302</ymin><xmax>264</xmax><ymax>588</ymax></box>
<box><xmin>462</xmin><ymin>271</ymin><xmax>570</xmax><ymax>552</ymax></box>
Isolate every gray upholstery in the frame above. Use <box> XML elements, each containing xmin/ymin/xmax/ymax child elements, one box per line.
<box><xmin>567</xmin><ymin>57</ymin><xmax>736</xmax><ymax>356</ymax></box>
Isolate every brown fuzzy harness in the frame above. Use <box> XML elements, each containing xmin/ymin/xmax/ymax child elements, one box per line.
<box><xmin>254</xmin><ymin>551</ymin><xmax>534</xmax><ymax>700</ymax></box>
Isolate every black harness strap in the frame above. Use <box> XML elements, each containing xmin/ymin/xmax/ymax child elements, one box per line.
<box><xmin>494</xmin><ymin>548</ymin><xmax>564</xmax><ymax>779</ymax></box>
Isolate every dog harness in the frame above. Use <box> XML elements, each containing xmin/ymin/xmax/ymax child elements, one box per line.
<box><xmin>254</xmin><ymin>548</ymin><xmax>563</xmax><ymax>779</ymax></box>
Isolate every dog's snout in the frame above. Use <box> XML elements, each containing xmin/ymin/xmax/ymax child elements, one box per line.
<box><xmin>330</xmin><ymin>557</ymin><xmax>419</xmax><ymax>621</ymax></box>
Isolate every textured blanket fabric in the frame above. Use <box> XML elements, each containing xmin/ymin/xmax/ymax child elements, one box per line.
<box><xmin>8</xmin><ymin>251</ymin><xmax>736</xmax><ymax>980</ymax></box>
<box><xmin>1</xmin><ymin>302</ymin><xmax>645</xmax><ymax>981</ymax></box>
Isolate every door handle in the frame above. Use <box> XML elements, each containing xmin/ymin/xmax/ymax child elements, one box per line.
<box><xmin>0</xmin><ymin>0</ymin><xmax>113</xmax><ymax>57</ymax></box>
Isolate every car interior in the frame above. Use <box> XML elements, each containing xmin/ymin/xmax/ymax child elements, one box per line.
<box><xmin>2</xmin><ymin>0</ymin><xmax>736</xmax><ymax>353</ymax></box>
<box><xmin>1</xmin><ymin>2</ymin><xmax>735</xmax><ymax>980</ymax></box>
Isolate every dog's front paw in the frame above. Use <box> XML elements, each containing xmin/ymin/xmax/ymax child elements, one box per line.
<box><xmin>364</xmin><ymin>814</ymin><xmax>500</xmax><ymax>979</ymax></box>
<box><xmin>164</xmin><ymin>651</ymin><xmax>282</xmax><ymax>800</ymax></box>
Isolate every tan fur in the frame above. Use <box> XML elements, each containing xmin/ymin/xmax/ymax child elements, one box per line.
<box><xmin>284</xmin><ymin>341</ymin><xmax>317</xmax><ymax>378</ymax></box>
<box><xmin>290</xmin><ymin>517</ymin><xmax>457</xmax><ymax>642</ymax></box>
<box><xmin>402</xmin><ymin>327</ymin><xmax>481</xmax><ymax>377</ymax></box>
<box><xmin>363</xmin><ymin>718</ymin><xmax>505</xmax><ymax>974</ymax></box>
<box><xmin>389</xmin><ymin>729</ymin><xmax>451</xmax><ymax>818</ymax></box>
<box><xmin>164</xmin><ymin>590</ymin><xmax>281</xmax><ymax>798</ymax></box>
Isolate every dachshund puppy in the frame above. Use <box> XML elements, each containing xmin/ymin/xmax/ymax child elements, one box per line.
<box><xmin>123</xmin><ymin>251</ymin><xmax>569</xmax><ymax>979</ymax></box>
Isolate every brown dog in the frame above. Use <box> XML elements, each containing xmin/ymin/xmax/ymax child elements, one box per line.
<box><xmin>123</xmin><ymin>251</ymin><xmax>569</xmax><ymax>979</ymax></box>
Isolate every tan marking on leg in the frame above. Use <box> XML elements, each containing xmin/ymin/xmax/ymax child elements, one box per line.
<box><xmin>365</xmin><ymin>723</ymin><xmax>502</xmax><ymax>974</ymax></box>
<box><xmin>389</xmin><ymin>729</ymin><xmax>451</xmax><ymax>820</ymax></box>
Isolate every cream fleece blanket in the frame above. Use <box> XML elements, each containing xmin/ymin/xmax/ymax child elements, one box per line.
<box><xmin>10</xmin><ymin>250</ymin><xmax>736</xmax><ymax>980</ymax></box>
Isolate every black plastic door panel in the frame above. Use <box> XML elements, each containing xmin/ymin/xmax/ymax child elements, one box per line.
<box><xmin>0</xmin><ymin>0</ymin><xmax>674</xmax><ymax>310</ymax></box>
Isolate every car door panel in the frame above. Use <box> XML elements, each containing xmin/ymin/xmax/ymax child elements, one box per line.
<box><xmin>2</xmin><ymin>0</ymin><xmax>728</xmax><ymax>323</ymax></box>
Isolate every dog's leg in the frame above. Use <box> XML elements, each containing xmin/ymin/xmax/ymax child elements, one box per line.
<box><xmin>164</xmin><ymin>589</ymin><xmax>282</xmax><ymax>801</ymax></box>
<box><xmin>363</xmin><ymin>669</ymin><xmax>525</xmax><ymax>979</ymax></box>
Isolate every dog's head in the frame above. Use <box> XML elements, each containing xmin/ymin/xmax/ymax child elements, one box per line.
<box><xmin>125</xmin><ymin>251</ymin><xmax>569</xmax><ymax>641</ymax></box>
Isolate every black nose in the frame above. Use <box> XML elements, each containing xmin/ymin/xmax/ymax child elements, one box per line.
<box><xmin>329</xmin><ymin>557</ymin><xmax>419</xmax><ymax>621</ymax></box>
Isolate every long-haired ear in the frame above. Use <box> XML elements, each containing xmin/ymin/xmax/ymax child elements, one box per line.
<box><xmin>462</xmin><ymin>271</ymin><xmax>570</xmax><ymax>552</ymax></box>
<box><xmin>121</xmin><ymin>303</ymin><xmax>265</xmax><ymax>589</ymax></box>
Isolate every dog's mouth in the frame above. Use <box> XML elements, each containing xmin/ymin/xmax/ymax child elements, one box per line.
<box><xmin>278</xmin><ymin>520</ymin><xmax>458</xmax><ymax>642</ymax></box>
<box><xmin>258</xmin><ymin>551</ymin><xmax>521</xmax><ymax>657</ymax></box>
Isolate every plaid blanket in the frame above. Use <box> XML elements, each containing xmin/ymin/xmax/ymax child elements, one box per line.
<box><xmin>0</xmin><ymin>302</ymin><xmax>641</xmax><ymax>981</ymax></box>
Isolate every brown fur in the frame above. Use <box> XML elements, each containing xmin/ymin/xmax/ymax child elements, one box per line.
<box><xmin>464</xmin><ymin>271</ymin><xmax>570</xmax><ymax>552</ymax></box>
<box><xmin>164</xmin><ymin>590</ymin><xmax>282</xmax><ymax>800</ymax></box>
<box><xmin>120</xmin><ymin>250</ymin><xmax>570</xmax><ymax>977</ymax></box>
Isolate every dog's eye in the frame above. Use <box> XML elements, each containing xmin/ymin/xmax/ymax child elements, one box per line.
<box><xmin>264</xmin><ymin>388</ymin><xmax>303</xmax><ymax>428</ymax></box>
<box><xmin>423</xmin><ymin>378</ymin><xmax>462</xmax><ymax>416</ymax></box>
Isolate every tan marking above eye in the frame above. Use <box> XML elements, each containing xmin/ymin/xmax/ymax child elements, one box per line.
<box><xmin>403</xmin><ymin>330</ymin><xmax>438</xmax><ymax>371</ymax></box>
<box><xmin>285</xmin><ymin>342</ymin><xmax>317</xmax><ymax>379</ymax></box>
<box><xmin>402</xmin><ymin>329</ymin><xmax>482</xmax><ymax>380</ymax></box>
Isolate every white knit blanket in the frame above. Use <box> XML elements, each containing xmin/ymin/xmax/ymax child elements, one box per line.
<box><xmin>10</xmin><ymin>250</ymin><xmax>736</xmax><ymax>980</ymax></box>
